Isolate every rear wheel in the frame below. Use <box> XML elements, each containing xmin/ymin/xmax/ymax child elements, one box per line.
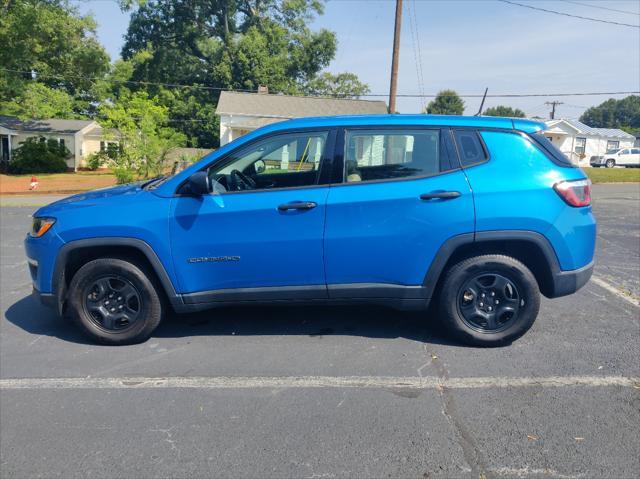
<box><xmin>438</xmin><ymin>255</ymin><xmax>540</xmax><ymax>346</ymax></box>
<box><xmin>68</xmin><ymin>257</ymin><xmax>164</xmax><ymax>345</ymax></box>
<box><xmin>605</xmin><ymin>159</ymin><xmax>615</xmax><ymax>168</ymax></box>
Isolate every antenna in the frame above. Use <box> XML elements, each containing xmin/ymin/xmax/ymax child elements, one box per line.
<box><xmin>475</xmin><ymin>88</ymin><xmax>488</xmax><ymax>116</ymax></box>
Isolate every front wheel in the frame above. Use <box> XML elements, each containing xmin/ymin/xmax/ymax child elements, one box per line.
<box><xmin>438</xmin><ymin>255</ymin><xmax>540</xmax><ymax>346</ymax></box>
<box><xmin>68</xmin><ymin>257</ymin><xmax>164</xmax><ymax>345</ymax></box>
<box><xmin>605</xmin><ymin>159</ymin><xmax>615</xmax><ymax>168</ymax></box>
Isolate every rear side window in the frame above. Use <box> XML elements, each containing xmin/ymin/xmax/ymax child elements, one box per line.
<box><xmin>344</xmin><ymin>129</ymin><xmax>441</xmax><ymax>182</ymax></box>
<box><xmin>453</xmin><ymin>130</ymin><xmax>487</xmax><ymax>167</ymax></box>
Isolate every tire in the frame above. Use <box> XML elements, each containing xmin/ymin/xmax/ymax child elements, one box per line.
<box><xmin>605</xmin><ymin>159</ymin><xmax>615</xmax><ymax>168</ymax></box>
<box><xmin>438</xmin><ymin>254</ymin><xmax>540</xmax><ymax>347</ymax></box>
<box><xmin>68</xmin><ymin>257</ymin><xmax>164</xmax><ymax>345</ymax></box>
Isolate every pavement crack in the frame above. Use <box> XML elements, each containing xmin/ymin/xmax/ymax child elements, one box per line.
<box><xmin>422</xmin><ymin>344</ymin><xmax>493</xmax><ymax>479</ymax></box>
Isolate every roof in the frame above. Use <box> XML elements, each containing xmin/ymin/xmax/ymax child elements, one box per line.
<box><xmin>0</xmin><ymin>116</ymin><xmax>96</xmax><ymax>134</ymax></box>
<box><xmin>216</xmin><ymin>91</ymin><xmax>388</xmax><ymax>118</ymax></box>
<box><xmin>546</xmin><ymin>119</ymin><xmax>635</xmax><ymax>139</ymax></box>
<box><xmin>251</xmin><ymin>114</ymin><xmax>546</xmax><ymax>133</ymax></box>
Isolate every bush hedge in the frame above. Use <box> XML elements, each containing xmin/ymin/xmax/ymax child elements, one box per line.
<box><xmin>8</xmin><ymin>137</ymin><xmax>70</xmax><ymax>174</ymax></box>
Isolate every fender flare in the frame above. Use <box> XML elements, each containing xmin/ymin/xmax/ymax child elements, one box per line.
<box><xmin>52</xmin><ymin>237</ymin><xmax>181</xmax><ymax>315</ymax></box>
<box><xmin>422</xmin><ymin>230</ymin><xmax>563</xmax><ymax>299</ymax></box>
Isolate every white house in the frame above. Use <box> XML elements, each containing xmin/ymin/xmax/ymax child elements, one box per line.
<box><xmin>543</xmin><ymin>119</ymin><xmax>636</xmax><ymax>167</ymax></box>
<box><xmin>215</xmin><ymin>90</ymin><xmax>388</xmax><ymax>146</ymax></box>
<box><xmin>0</xmin><ymin>116</ymin><xmax>118</xmax><ymax>171</ymax></box>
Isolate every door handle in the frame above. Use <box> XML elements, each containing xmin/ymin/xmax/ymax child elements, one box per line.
<box><xmin>420</xmin><ymin>191</ymin><xmax>461</xmax><ymax>201</ymax></box>
<box><xmin>277</xmin><ymin>201</ymin><xmax>317</xmax><ymax>211</ymax></box>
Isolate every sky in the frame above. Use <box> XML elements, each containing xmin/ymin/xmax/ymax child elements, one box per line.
<box><xmin>73</xmin><ymin>0</ymin><xmax>640</xmax><ymax>118</ymax></box>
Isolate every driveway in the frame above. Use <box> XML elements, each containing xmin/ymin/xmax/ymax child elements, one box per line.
<box><xmin>1</xmin><ymin>184</ymin><xmax>638</xmax><ymax>478</ymax></box>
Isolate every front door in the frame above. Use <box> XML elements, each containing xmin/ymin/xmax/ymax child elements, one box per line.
<box><xmin>170</xmin><ymin>129</ymin><xmax>334</xmax><ymax>300</ymax></box>
<box><xmin>324</xmin><ymin>127</ymin><xmax>475</xmax><ymax>295</ymax></box>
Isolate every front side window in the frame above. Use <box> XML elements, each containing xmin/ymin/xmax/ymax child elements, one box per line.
<box><xmin>574</xmin><ymin>137</ymin><xmax>587</xmax><ymax>155</ymax></box>
<box><xmin>344</xmin><ymin>129</ymin><xmax>441</xmax><ymax>183</ymax></box>
<box><xmin>207</xmin><ymin>131</ymin><xmax>328</xmax><ymax>192</ymax></box>
<box><xmin>619</xmin><ymin>149</ymin><xmax>629</xmax><ymax>155</ymax></box>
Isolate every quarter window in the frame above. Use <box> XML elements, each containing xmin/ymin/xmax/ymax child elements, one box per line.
<box><xmin>453</xmin><ymin>130</ymin><xmax>487</xmax><ymax>166</ymax></box>
<box><xmin>344</xmin><ymin>129</ymin><xmax>441</xmax><ymax>182</ymax></box>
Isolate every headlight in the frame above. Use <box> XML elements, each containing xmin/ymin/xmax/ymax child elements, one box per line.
<box><xmin>30</xmin><ymin>217</ymin><xmax>56</xmax><ymax>238</ymax></box>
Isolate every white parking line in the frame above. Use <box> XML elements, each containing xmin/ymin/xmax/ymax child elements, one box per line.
<box><xmin>591</xmin><ymin>275</ymin><xmax>640</xmax><ymax>307</ymax></box>
<box><xmin>0</xmin><ymin>375</ymin><xmax>637</xmax><ymax>390</ymax></box>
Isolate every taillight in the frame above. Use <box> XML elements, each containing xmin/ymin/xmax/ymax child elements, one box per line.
<box><xmin>553</xmin><ymin>179</ymin><xmax>591</xmax><ymax>207</ymax></box>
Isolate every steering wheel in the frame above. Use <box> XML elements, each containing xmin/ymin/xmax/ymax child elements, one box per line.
<box><xmin>229</xmin><ymin>169</ymin><xmax>257</xmax><ymax>191</ymax></box>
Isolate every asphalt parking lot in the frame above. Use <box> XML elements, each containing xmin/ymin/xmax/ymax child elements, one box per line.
<box><xmin>1</xmin><ymin>184</ymin><xmax>638</xmax><ymax>478</ymax></box>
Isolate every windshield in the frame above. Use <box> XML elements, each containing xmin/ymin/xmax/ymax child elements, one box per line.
<box><xmin>606</xmin><ymin>148</ymin><xmax>621</xmax><ymax>154</ymax></box>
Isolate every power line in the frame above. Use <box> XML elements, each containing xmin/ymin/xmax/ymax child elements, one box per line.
<box><xmin>557</xmin><ymin>0</ymin><xmax>640</xmax><ymax>17</ymax></box>
<box><xmin>497</xmin><ymin>0</ymin><xmax>640</xmax><ymax>28</ymax></box>
<box><xmin>2</xmin><ymin>68</ymin><xmax>638</xmax><ymax>99</ymax></box>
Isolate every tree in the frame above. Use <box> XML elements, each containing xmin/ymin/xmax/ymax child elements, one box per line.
<box><xmin>303</xmin><ymin>72</ymin><xmax>370</xmax><ymax>98</ymax></box>
<box><xmin>1</xmin><ymin>83</ymin><xmax>76</xmax><ymax>120</ymax></box>
<box><xmin>580</xmin><ymin>96</ymin><xmax>640</xmax><ymax>135</ymax></box>
<box><xmin>425</xmin><ymin>90</ymin><xmax>465</xmax><ymax>115</ymax></box>
<box><xmin>117</xmin><ymin>0</ymin><xmax>368</xmax><ymax>146</ymax></box>
<box><xmin>0</xmin><ymin>0</ymin><xmax>111</xmax><ymax>117</ymax></box>
<box><xmin>99</xmin><ymin>90</ymin><xmax>187</xmax><ymax>183</ymax></box>
<box><xmin>483</xmin><ymin>105</ymin><xmax>526</xmax><ymax>118</ymax></box>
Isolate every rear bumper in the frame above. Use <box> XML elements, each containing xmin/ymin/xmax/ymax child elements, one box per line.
<box><xmin>549</xmin><ymin>260</ymin><xmax>594</xmax><ymax>298</ymax></box>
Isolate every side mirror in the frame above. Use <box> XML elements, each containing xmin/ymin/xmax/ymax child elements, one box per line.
<box><xmin>183</xmin><ymin>171</ymin><xmax>210</xmax><ymax>196</ymax></box>
<box><xmin>254</xmin><ymin>159</ymin><xmax>266</xmax><ymax>174</ymax></box>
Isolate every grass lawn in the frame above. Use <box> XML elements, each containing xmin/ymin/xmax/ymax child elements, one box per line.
<box><xmin>585</xmin><ymin>167</ymin><xmax>640</xmax><ymax>183</ymax></box>
<box><xmin>0</xmin><ymin>171</ymin><xmax>117</xmax><ymax>195</ymax></box>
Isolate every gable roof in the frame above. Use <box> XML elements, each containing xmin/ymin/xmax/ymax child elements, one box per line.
<box><xmin>216</xmin><ymin>91</ymin><xmax>388</xmax><ymax>118</ymax></box>
<box><xmin>546</xmin><ymin>119</ymin><xmax>635</xmax><ymax>139</ymax></box>
<box><xmin>0</xmin><ymin>116</ymin><xmax>96</xmax><ymax>134</ymax></box>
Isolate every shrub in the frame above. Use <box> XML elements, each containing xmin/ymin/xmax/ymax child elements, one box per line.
<box><xmin>9</xmin><ymin>137</ymin><xmax>70</xmax><ymax>174</ymax></box>
<box><xmin>113</xmin><ymin>167</ymin><xmax>135</xmax><ymax>184</ymax></box>
<box><xmin>86</xmin><ymin>151</ymin><xmax>109</xmax><ymax>170</ymax></box>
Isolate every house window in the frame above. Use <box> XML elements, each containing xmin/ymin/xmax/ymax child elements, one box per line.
<box><xmin>574</xmin><ymin>137</ymin><xmax>586</xmax><ymax>156</ymax></box>
<box><xmin>58</xmin><ymin>138</ymin><xmax>65</xmax><ymax>149</ymax></box>
<box><xmin>606</xmin><ymin>140</ymin><xmax>619</xmax><ymax>151</ymax></box>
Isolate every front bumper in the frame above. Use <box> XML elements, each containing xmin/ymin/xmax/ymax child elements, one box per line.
<box><xmin>32</xmin><ymin>286</ymin><xmax>57</xmax><ymax>308</ymax></box>
<box><xmin>589</xmin><ymin>157</ymin><xmax>605</xmax><ymax>167</ymax></box>
<box><xmin>549</xmin><ymin>260</ymin><xmax>594</xmax><ymax>298</ymax></box>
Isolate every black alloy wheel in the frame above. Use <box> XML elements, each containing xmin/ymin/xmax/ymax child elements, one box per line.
<box><xmin>457</xmin><ymin>273</ymin><xmax>522</xmax><ymax>333</ymax></box>
<box><xmin>83</xmin><ymin>275</ymin><xmax>142</xmax><ymax>331</ymax></box>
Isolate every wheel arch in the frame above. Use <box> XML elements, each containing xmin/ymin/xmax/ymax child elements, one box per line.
<box><xmin>423</xmin><ymin>231</ymin><xmax>562</xmax><ymax>300</ymax></box>
<box><xmin>53</xmin><ymin>238</ymin><xmax>181</xmax><ymax>315</ymax></box>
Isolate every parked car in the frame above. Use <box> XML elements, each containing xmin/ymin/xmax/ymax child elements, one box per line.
<box><xmin>590</xmin><ymin>147</ymin><xmax>640</xmax><ymax>168</ymax></box>
<box><xmin>25</xmin><ymin>115</ymin><xmax>596</xmax><ymax>346</ymax></box>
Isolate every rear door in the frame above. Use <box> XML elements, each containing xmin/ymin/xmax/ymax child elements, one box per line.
<box><xmin>323</xmin><ymin>126</ymin><xmax>475</xmax><ymax>297</ymax></box>
<box><xmin>630</xmin><ymin>148</ymin><xmax>640</xmax><ymax>166</ymax></box>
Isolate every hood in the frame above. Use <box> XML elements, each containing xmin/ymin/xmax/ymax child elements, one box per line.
<box><xmin>35</xmin><ymin>182</ymin><xmax>146</xmax><ymax>216</ymax></box>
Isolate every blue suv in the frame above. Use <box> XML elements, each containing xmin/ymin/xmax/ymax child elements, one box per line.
<box><xmin>25</xmin><ymin>115</ymin><xmax>596</xmax><ymax>346</ymax></box>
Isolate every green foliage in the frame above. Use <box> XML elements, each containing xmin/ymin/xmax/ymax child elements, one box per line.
<box><xmin>99</xmin><ymin>90</ymin><xmax>187</xmax><ymax>180</ymax></box>
<box><xmin>483</xmin><ymin>105</ymin><xmax>526</xmax><ymax>118</ymax></box>
<box><xmin>113</xmin><ymin>167</ymin><xmax>136</xmax><ymax>185</ymax></box>
<box><xmin>426</xmin><ymin>90</ymin><xmax>465</xmax><ymax>115</ymax></box>
<box><xmin>580</xmin><ymin>96</ymin><xmax>640</xmax><ymax>135</ymax></box>
<box><xmin>303</xmin><ymin>72</ymin><xmax>370</xmax><ymax>98</ymax></box>
<box><xmin>0</xmin><ymin>0</ymin><xmax>111</xmax><ymax>117</ymax></box>
<box><xmin>1</xmin><ymin>83</ymin><xmax>76</xmax><ymax>120</ymax></box>
<box><xmin>9</xmin><ymin>137</ymin><xmax>70</xmax><ymax>174</ymax></box>
<box><xmin>117</xmin><ymin>0</ymin><xmax>366</xmax><ymax>147</ymax></box>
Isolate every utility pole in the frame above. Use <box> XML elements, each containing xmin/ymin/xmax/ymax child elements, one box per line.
<box><xmin>388</xmin><ymin>0</ymin><xmax>403</xmax><ymax>114</ymax></box>
<box><xmin>545</xmin><ymin>101</ymin><xmax>563</xmax><ymax>120</ymax></box>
